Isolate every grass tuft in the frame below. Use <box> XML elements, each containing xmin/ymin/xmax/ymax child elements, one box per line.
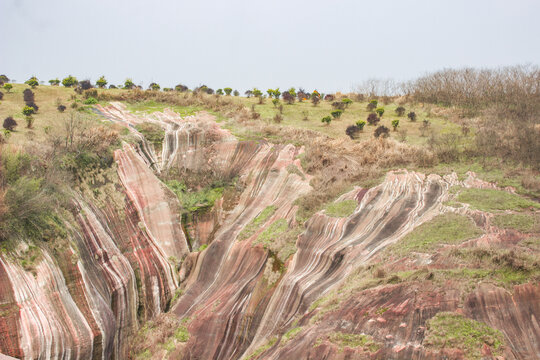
<box><xmin>324</xmin><ymin>199</ymin><xmax>357</xmax><ymax>218</ymax></box>
<box><xmin>456</xmin><ymin>188</ymin><xmax>539</xmax><ymax>212</ymax></box>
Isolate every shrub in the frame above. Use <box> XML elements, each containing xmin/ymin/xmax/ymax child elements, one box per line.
<box><xmin>26</xmin><ymin>102</ymin><xmax>39</xmax><ymax>113</ymax></box>
<box><xmin>175</xmin><ymin>84</ymin><xmax>188</xmax><ymax>92</ymax></box>
<box><xmin>233</xmin><ymin>90</ymin><xmax>239</xmax><ymax>96</ymax></box>
<box><xmin>25</xmin><ymin>76</ymin><xmax>39</xmax><ymax>88</ymax></box>
<box><xmin>79</xmin><ymin>80</ymin><xmax>93</xmax><ymax>90</ymax></box>
<box><xmin>391</xmin><ymin>119</ymin><xmax>400</xmax><ymax>131</ymax></box>
<box><xmin>3</xmin><ymin>117</ymin><xmax>17</xmax><ymax>131</ymax></box>
<box><xmin>367</xmin><ymin>99</ymin><xmax>378</xmax><ymax>111</ymax></box>
<box><xmin>216</xmin><ymin>88</ymin><xmax>224</xmax><ymax>95</ymax></box>
<box><xmin>83</xmin><ymin>97</ymin><xmax>98</xmax><ymax>105</ymax></box>
<box><xmin>244</xmin><ymin>90</ymin><xmax>253</xmax><ymax>97</ymax></box>
<box><xmin>23</xmin><ymin>89</ymin><xmax>35</xmax><ymax>103</ymax></box>
<box><xmin>224</xmin><ymin>87</ymin><xmax>232</xmax><ymax>95</ymax></box>
<box><xmin>297</xmin><ymin>89</ymin><xmax>308</xmax><ymax>102</ymax></box>
<box><xmin>124</xmin><ymin>78</ymin><xmax>135</xmax><ymax>89</ymax></box>
<box><xmin>331</xmin><ymin>109</ymin><xmax>343</xmax><ymax>119</ymax></box>
<box><xmin>321</xmin><ymin>116</ymin><xmax>332</xmax><ymax>125</ymax></box>
<box><xmin>324</xmin><ymin>94</ymin><xmax>335</xmax><ymax>101</ymax></box>
<box><xmin>0</xmin><ymin>75</ymin><xmax>9</xmax><ymax>84</ymax></box>
<box><xmin>367</xmin><ymin>113</ymin><xmax>380</xmax><ymax>126</ymax></box>
<box><xmin>57</xmin><ymin>104</ymin><xmax>66</xmax><ymax>112</ymax></box>
<box><xmin>332</xmin><ymin>101</ymin><xmax>345</xmax><ymax>110</ymax></box>
<box><xmin>395</xmin><ymin>106</ymin><xmax>406</xmax><ymax>116</ymax></box>
<box><xmin>346</xmin><ymin>125</ymin><xmax>360</xmax><ymax>139</ymax></box>
<box><xmin>342</xmin><ymin>98</ymin><xmax>353</xmax><ymax>107</ymax></box>
<box><xmin>48</xmin><ymin>79</ymin><xmax>60</xmax><ymax>86</ymax></box>
<box><xmin>272</xmin><ymin>98</ymin><xmax>280</xmax><ymax>108</ymax></box>
<box><xmin>62</xmin><ymin>75</ymin><xmax>78</xmax><ymax>87</ymax></box>
<box><xmin>356</xmin><ymin>120</ymin><xmax>366</xmax><ymax>130</ymax></box>
<box><xmin>109</xmin><ymin>84</ymin><xmax>117</xmax><ymax>89</ymax></box>
<box><xmin>407</xmin><ymin>111</ymin><xmax>417</xmax><ymax>121</ymax></box>
<box><xmin>375</xmin><ymin>107</ymin><xmax>385</xmax><ymax>117</ymax></box>
<box><xmin>96</xmin><ymin>76</ymin><xmax>107</xmax><ymax>88</ymax></box>
<box><xmin>311</xmin><ymin>95</ymin><xmax>320</xmax><ymax>106</ymax></box>
<box><xmin>22</xmin><ymin>106</ymin><xmax>35</xmax><ymax>117</ymax></box>
<box><xmin>273</xmin><ymin>113</ymin><xmax>283</xmax><ymax>123</ymax></box>
<box><xmin>374</xmin><ymin>125</ymin><xmax>390</xmax><ymax>138</ymax></box>
<box><xmin>282</xmin><ymin>91</ymin><xmax>295</xmax><ymax>104</ymax></box>
<box><xmin>3</xmin><ymin>83</ymin><xmax>12</xmax><ymax>93</ymax></box>
<box><xmin>149</xmin><ymin>82</ymin><xmax>160</xmax><ymax>91</ymax></box>
<box><xmin>252</xmin><ymin>88</ymin><xmax>262</xmax><ymax>98</ymax></box>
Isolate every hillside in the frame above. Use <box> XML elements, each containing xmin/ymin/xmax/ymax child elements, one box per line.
<box><xmin>0</xmin><ymin>74</ymin><xmax>539</xmax><ymax>360</ymax></box>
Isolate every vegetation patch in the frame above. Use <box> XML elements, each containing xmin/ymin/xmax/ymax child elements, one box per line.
<box><xmin>324</xmin><ymin>199</ymin><xmax>357</xmax><ymax>218</ymax></box>
<box><xmin>282</xmin><ymin>327</ymin><xmax>302</xmax><ymax>343</ymax></box>
<box><xmin>492</xmin><ymin>213</ymin><xmax>539</xmax><ymax>233</ymax></box>
<box><xmin>166</xmin><ymin>179</ymin><xmax>223</xmax><ymax>213</ymax></box>
<box><xmin>424</xmin><ymin>312</ymin><xmax>504</xmax><ymax>359</ymax></box>
<box><xmin>237</xmin><ymin>205</ymin><xmax>277</xmax><ymax>241</ymax></box>
<box><xmin>245</xmin><ymin>336</ymin><xmax>277</xmax><ymax>360</ymax></box>
<box><xmin>328</xmin><ymin>332</ymin><xmax>381</xmax><ymax>352</ymax></box>
<box><xmin>456</xmin><ymin>188</ymin><xmax>539</xmax><ymax>212</ymax></box>
<box><xmin>135</xmin><ymin>122</ymin><xmax>165</xmax><ymax>148</ymax></box>
<box><xmin>127</xmin><ymin>100</ymin><xmax>201</xmax><ymax>117</ymax></box>
<box><xmin>389</xmin><ymin>213</ymin><xmax>482</xmax><ymax>256</ymax></box>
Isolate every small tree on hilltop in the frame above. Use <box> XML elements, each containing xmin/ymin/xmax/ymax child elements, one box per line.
<box><xmin>124</xmin><ymin>78</ymin><xmax>135</xmax><ymax>89</ymax></box>
<box><xmin>216</xmin><ymin>88</ymin><xmax>224</xmax><ymax>95</ymax></box>
<box><xmin>175</xmin><ymin>84</ymin><xmax>188</xmax><ymax>92</ymax></box>
<box><xmin>391</xmin><ymin>119</ymin><xmax>400</xmax><ymax>131</ymax></box>
<box><xmin>0</xmin><ymin>75</ymin><xmax>9</xmax><ymax>85</ymax></box>
<box><xmin>407</xmin><ymin>111</ymin><xmax>417</xmax><ymax>122</ymax></box>
<box><xmin>244</xmin><ymin>90</ymin><xmax>253</xmax><ymax>98</ymax></box>
<box><xmin>374</xmin><ymin>125</ymin><xmax>390</xmax><ymax>138</ymax></box>
<box><xmin>321</xmin><ymin>116</ymin><xmax>332</xmax><ymax>125</ymax></box>
<box><xmin>233</xmin><ymin>90</ymin><xmax>239</xmax><ymax>96</ymax></box>
<box><xmin>375</xmin><ymin>107</ymin><xmax>385</xmax><ymax>117</ymax></box>
<box><xmin>272</xmin><ymin>98</ymin><xmax>280</xmax><ymax>108</ymax></box>
<box><xmin>395</xmin><ymin>106</ymin><xmax>406</xmax><ymax>116</ymax></box>
<box><xmin>25</xmin><ymin>76</ymin><xmax>39</xmax><ymax>88</ymax></box>
<box><xmin>96</xmin><ymin>76</ymin><xmax>107</xmax><ymax>88</ymax></box>
<box><xmin>62</xmin><ymin>75</ymin><xmax>78</xmax><ymax>87</ymax></box>
<box><xmin>282</xmin><ymin>91</ymin><xmax>295</xmax><ymax>104</ymax></box>
<box><xmin>79</xmin><ymin>80</ymin><xmax>93</xmax><ymax>90</ymax></box>
<box><xmin>3</xmin><ymin>83</ymin><xmax>13</xmax><ymax>93</ymax></box>
<box><xmin>3</xmin><ymin>117</ymin><xmax>17</xmax><ymax>131</ymax></box>
<box><xmin>267</xmin><ymin>89</ymin><xmax>275</xmax><ymax>98</ymax></box>
<box><xmin>252</xmin><ymin>88</ymin><xmax>263</xmax><ymax>103</ymax></box>
<box><xmin>149</xmin><ymin>83</ymin><xmax>160</xmax><ymax>91</ymax></box>
<box><xmin>367</xmin><ymin>113</ymin><xmax>380</xmax><ymax>126</ymax></box>
<box><xmin>22</xmin><ymin>106</ymin><xmax>35</xmax><ymax>128</ymax></box>
<box><xmin>224</xmin><ymin>87</ymin><xmax>232</xmax><ymax>95</ymax></box>
<box><xmin>331</xmin><ymin>109</ymin><xmax>343</xmax><ymax>119</ymax></box>
<box><xmin>49</xmin><ymin>79</ymin><xmax>60</xmax><ymax>86</ymax></box>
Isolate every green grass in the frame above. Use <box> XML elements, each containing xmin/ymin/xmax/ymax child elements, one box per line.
<box><xmin>135</xmin><ymin>122</ymin><xmax>165</xmax><ymax>147</ymax></box>
<box><xmin>324</xmin><ymin>199</ymin><xmax>357</xmax><ymax>217</ymax></box>
<box><xmin>237</xmin><ymin>205</ymin><xmax>277</xmax><ymax>241</ymax></box>
<box><xmin>492</xmin><ymin>213</ymin><xmax>539</xmax><ymax>232</ymax></box>
<box><xmin>456</xmin><ymin>188</ymin><xmax>539</xmax><ymax>212</ymax></box>
<box><xmin>166</xmin><ymin>180</ymin><xmax>224</xmax><ymax>213</ymax></box>
<box><xmin>328</xmin><ymin>332</ymin><xmax>381</xmax><ymax>352</ymax></box>
<box><xmin>390</xmin><ymin>213</ymin><xmax>483</xmax><ymax>255</ymax></box>
<box><xmin>282</xmin><ymin>327</ymin><xmax>302</xmax><ymax>342</ymax></box>
<box><xmin>127</xmin><ymin>100</ymin><xmax>201</xmax><ymax>117</ymax></box>
<box><xmin>245</xmin><ymin>336</ymin><xmax>277</xmax><ymax>360</ymax></box>
<box><xmin>257</xmin><ymin>219</ymin><xmax>289</xmax><ymax>245</ymax></box>
<box><xmin>424</xmin><ymin>312</ymin><xmax>504</xmax><ymax>359</ymax></box>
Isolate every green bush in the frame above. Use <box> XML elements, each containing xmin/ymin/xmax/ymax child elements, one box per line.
<box><xmin>48</xmin><ymin>79</ymin><xmax>60</xmax><ymax>86</ymax></box>
<box><xmin>62</xmin><ymin>75</ymin><xmax>78</xmax><ymax>87</ymax></box>
<box><xmin>223</xmin><ymin>87</ymin><xmax>233</xmax><ymax>95</ymax></box>
<box><xmin>321</xmin><ymin>116</ymin><xmax>332</xmax><ymax>125</ymax></box>
<box><xmin>356</xmin><ymin>120</ymin><xmax>366</xmax><ymax>130</ymax></box>
<box><xmin>124</xmin><ymin>78</ymin><xmax>135</xmax><ymax>89</ymax></box>
<box><xmin>216</xmin><ymin>89</ymin><xmax>224</xmax><ymax>95</ymax></box>
<box><xmin>367</xmin><ymin>99</ymin><xmax>378</xmax><ymax>111</ymax></box>
<box><xmin>96</xmin><ymin>76</ymin><xmax>107</xmax><ymax>88</ymax></box>
<box><xmin>25</xmin><ymin>76</ymin><xmax>39</xmax><ymax>88</ymax></box>
<box><xmin>331</xmin><ymin>109</ymin><xmax>343</xmax><ymax>119</ymax></box>
<box><xmin>375</xmin><ymin>107</ymin><xmax>385</xmax><ymax>117</ymax></box>
<box><xmin>391</xmin><ymin>119</ymin><xmax>399</xmax><ymax>130</ymax></box>
<box><xmin>149</xmin><ymin>83</ymin><xmax>160</xmax><ymax>91</ymax></box>
<box><xmin>3</xmin><ymin>83</ymin><xmax>12</xmax><ymax>93</ymax></box>
<box><xmin>83</xmin><ymin>97</ymin><xmax>98</xmax><ymax>105</ymax></box>
<box><xmin>22</xmin><ymin>106</ymin><xmax>35</xmax><ymax>117</ymax></box>
<box><xmin>341</xmin><ymin>98</ymin><xmax>353</xmax><ymax>107</ymax></box>
<box><xmin>233</xmin><ymin>90</ymin><xmax>239</xmax><ymax>96</ymax></box>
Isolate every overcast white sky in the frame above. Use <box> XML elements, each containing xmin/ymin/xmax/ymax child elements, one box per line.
<box><xmin>1</xmin><ymin>0</ymin><xmax>539</xmax><ymax>93</ymax></box>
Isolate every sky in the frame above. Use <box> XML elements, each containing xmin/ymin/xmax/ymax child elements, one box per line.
<box><xmin>1</xmin><ymin>0</ymin><xmax>539</xmax><ymax>93</ymax></box>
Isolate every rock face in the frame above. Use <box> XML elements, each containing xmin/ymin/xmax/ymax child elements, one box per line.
<box><xmin>0</xmin><ymin>103</ymin><xmax>538</xmax><ymax>359</ymax></box>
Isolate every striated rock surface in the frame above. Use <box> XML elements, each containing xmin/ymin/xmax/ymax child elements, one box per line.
<box><xmin>1</xmin><ymin>103</ymin><xmax>538</xmax><ymax>360</ymax></box>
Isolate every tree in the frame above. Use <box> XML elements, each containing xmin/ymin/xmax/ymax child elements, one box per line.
<box><xmin>62</xmin><ymin>75</ymin><xmax>78</xmax><ymax>87</ymax></box>
<box><xmin>57</xmin><ymin>105</ymin><xmax>66</xmax><ymax>112</ymax></box>
<box><xmin>346</xmin><ymin>125</ymin><xmax>360</xmax><ymax>139</ymax></box>
<box><xmin>0</xmin><ymin>75</ymin><xmax>9</xmax><ymax>85</ymax></box>
<box><xmin>267</xmin><ymin>89</ymin><xmax>275</xmax><ymax>98</ymax></box>
<box><xmin>233</xmin><ymin>90</ymin><xmax>239</xmax><ymax>96</ymax></box>
<box><xmin>124</xmin><ymin>78</ymin><xmax>135</xmax><ymax>89</ymax></box>
<box><xmin>407</xmin><ymin>111</ymin><xmax>417</xmax><ymax>122</ymax></box>
<box><xmin>395</xmin><ymin>106</ymin><xmax>406</xmax><ymax>116</ymax></box>
<box><xmin>332</xmin><ymin>102</ymin><xmax>345</xmax><ymax>110</ymax></box>
<box><xmin>109</xmin><ymin>85</ymin><xmax>117</xmax><ymax>89</ymax></box>
<box><xmin>49</xmin><ymin>79</ymin><xmax>60</xmax><ymax>86</ymax></box>
<box><xmin>311</xmin><ymin>95</ymin><xmax>320</xmax><ymax>106</ymax></box>
<box><xmin>321</xmin><ymin>116</ymin><xmax>332</xmax><ymax>125</ymax></box>
<box><xmin>367</xmin><ymin>113</ymin><xmax>380</xmax><ymax>126</ymax></box>
<box><xmin>356</xmin><ymin>120</ymin><xmax>366</xmax><ymax>131</ymax></box>
<box><xmin>23</xmin><ymin>89</ymin><xmax>35</xmax><ymax>103</ymax></box>
<box><xmin>375</xmin><ymin>107</ymin><xmax>385</xmax><ymax>117</ymax></box>
<box><xmin>287</xmin><ymin>87</ymin><xmax>297</xmax><ymax>98</ymax></box>
<box><xmin>22</xmin><ymin>106</ymin><xmax>35</xmax><ymax>128</ymax></box>
<box><xmin>342</xmin><ymin>98</ymin><xmax>353</xmax><ymax>108</ymax></box>
<box><xmin>3</xmin><ymin>83</ymin><xmax>12</xmax><ymax>93</ymax></box>
<box><xmin>367</xmin><ymin>99</ymin><xmax>378</xmax><ymax>111</ymax></box>
<box><xmin>282</xmin><ymin>91</ymin><xmax>295</xmax><ymax>104</ymax></box>
<box><xmin>224</xmin><ymin>87</ymin><xmax>233</xmax><ymax>95</ymax></box>
<box><xmin>149</xmin><ymin>83</ymin><xmax>160</xmax><ymax>91</ymax></box>
<box><xmin>3</xmin><ymin>117</ymin><xmax>17</xmax><ymax>131</ymax></box>
<box><xmin>391</xmin><ymin>119</ymin><xmax>400</xmax><ymax>131</ymax></box>
<box><xmin>25</xmin><ymin>76</ymin><xmax>39</xmax><ymax>88</ymax></box>
<box><xmin>272</xmin><ymin>98</ymin><xmax>280</xmax><ymax>108</ymax></box>
<box><xmin>79</xmin><ymin>80</ymin><xmax>93</xmax><ymax>90</ymax></box>
<box><xmin>96</xmin><ymin>76</ymin><xmax>107</xmax><ymax>88</ymax></box>
<box><xmin>374</xmin><ymin>125</ymin><xmax>390</xmax><ymax>138</ymax></box>
<box><xmin>216</xmin><ymin>88</ymin><xmax>224</xmax><ymax>95</ymax></box>
<box><xmin>175</xmin><ymin>84</ymin><xmax>188</xmax><ymax>92</ymax></box>
<box><xmin>297</xmin><ymin>89</ymin><xmax>308</xmax><ymax>102</ymax></box>
<box><xmin>331</xmin><ymin>109</ymin><xmax>343</xmax><ymax>119</ymax></box>
<box><xmin>245</xmin><ymin>90</ymin><xmax>253</xmax><ymax>98</ymax></box>
<box><xmin>252</xmin><ymin>88</ymin><xmax>263</xmax><ymax>103</ymax></box>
